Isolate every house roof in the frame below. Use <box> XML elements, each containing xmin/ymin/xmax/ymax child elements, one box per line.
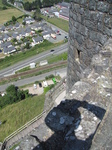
<box><xmin>42</xmin><ymin>30</ymin><xmax>54</xmax><ymax>36</ymax></box>
<box><xmin>7</xmin><ymin>25</ymin><xmax>13</xmax><ymax>30</ymax></box>
<box><xmin>60</xmin><ymin>8</ymin><xmax>69</xmax><ymax>18</ymax></box>
<box><xmin>25</xmin><ymin>27</ymin><xmax>32</xmax><ymax>33</ymax></box>
<box><xmin>12</xmin><ymin>33</ymin><xmax>18</xmax><ymax>38</ymax></box>
<box><xmin>1</xmin><ymin>41</ymin><xmax>12</xmax><ymax>48</ymax></box>
<box><xmin>15</xmin><ymin>22</ymin><xmax>20</xmax><ymax>28</ymax></box>
<box><xmin>3</xmin><ymin>46</ymin><xmax>16</xmax><ymax>54</ymax></box>
<box><xmin>58</xmin><ymin>2</ymin><xmax>70</xmax><ymax>8</ymax></box>
<box><xmin>3</xmin><ymin>34</ymin><xmax>10</xmax><ymax>39</ymax></box>
<box><xmin>33</xmin><ymin>36</ymin><xmax>43</xmax><ymax>43</ymax></box>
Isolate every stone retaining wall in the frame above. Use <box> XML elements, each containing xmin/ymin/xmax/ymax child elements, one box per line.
<box><xmin>44</xmin><ymin>77</ymin><xmax>66</xmax><ymax>112</ymax></box>
<box><xmin>67</xmin><ymin>0</ymin><xmax>112</xmax><ymax>92</ymax></box>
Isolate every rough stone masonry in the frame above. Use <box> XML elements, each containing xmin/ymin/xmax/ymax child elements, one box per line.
<box><xmin>67</xmin><ymin>0</ymin><xmax>112</xmax><ymax>92</ymax></box>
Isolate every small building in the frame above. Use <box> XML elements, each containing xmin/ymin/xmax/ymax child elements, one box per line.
<box><xmin>30</xmin><ymin>63</ymin><xmax>36</xmax><ymax>68</ymax></box>
<box><xmin>39</xmin><ymin>60</ymin><xmax>48</xmax><ymax>66</ymax></box>
<box><xmin>32</xmin><ymin>36</ymin><xmax>43</xmax><ymax>46</ymax></box>
<box><xmin>59</xmin><ymin>8</ymin><xmax>69</xmax><ymax>21</ymax></box>
<box><xmin>43</xmin><ymin>81</ymin><xmax>48</xmax><ymax>87</ymax></box>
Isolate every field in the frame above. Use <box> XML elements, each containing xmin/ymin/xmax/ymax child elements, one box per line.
<box><xmin>41</xmin><ymin>15</ymin><xmax>69</xmax><ymax>32</ymax></box>
<box><xmin>0</xmin><ymin>8</ymin><xmax>24</xmax><ymax>24</ymax></box>
<box><xmin>0</xmin><ymin>0</ymin><xmax>4</xmax><ymax>7</ymax></box>
<box><xmin>0</xmin><ymin>94</ymin><xmax>45</xmax><ymax>142</ymax></box>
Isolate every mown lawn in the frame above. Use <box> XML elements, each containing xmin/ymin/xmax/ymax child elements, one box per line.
<box><xmin>0</xmin><ymin>40</ymin><xmax>65</xmax><ymax>70</ymax></box>
<box><xmin>0</xmin><ymin>94</ymin><xmax>45</xmax><ymax>142</ymax></box>
<box><xmin>0</xmin><ymin>8</ymin><xmax>24</xmax><ymax>24</ymax></box>
<box><xmin>41</xmin><ymin>15</ymin><xmax>69</xmax><ymax>32</ymax></box>
<box><xmin>48</xmin><ymin>52</ymin><xmax>67</xmax><ymax>64</ymax></box>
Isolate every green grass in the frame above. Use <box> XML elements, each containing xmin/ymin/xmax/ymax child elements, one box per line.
<box><xmin>0</xmin><ymin>0</ymin><xmax>4</xmax><ymax>7</ymax></box>
<box><xmin>44</xmin><ymin>84</ymin><xmax>55</xmax><ymax>94</ymax></box>
<box><xmin>41</xmin><ymin>15</ymin><xmax>69</xmax><ymax>32</ymax></box>
<box><xmin>0</xmin><ymin>94</ymin><xmax>45</xmax><ymax>142</ymax></box>
<box><xmin>48</xmin><ymin>52</ymin><xmax>67</xmax><ymax>64</ymax></box>
<box><xmin>0</xmin><ymin>8</ymin><xmax>24</xmax><ymax>24</ymax></box>
<box><xmin>0</xmin><ymin>40</ymin><xmax>65</xmax><ymax>70</ymax></box>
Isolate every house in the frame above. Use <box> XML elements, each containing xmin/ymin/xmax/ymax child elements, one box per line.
<box><xmin>1</xmin><ymin>41</ymin><xmax>12</xmax><ymax>49</ymax></box>
<box><xmin>3</xmin><ymin>34</ymin><xmax>12</xmax><ymax>42</ymax></box>
<box><xmin>24</xmin><ymin>16</ymin><xmax>35</xmax><ymax>24</ymax></box>
<box><xmin>42</xmin><ymin>30</ymin><xmax>53</xmax><ymax>39</ymax></box>
<box><xmin>31</xmin><ymin>24</ymin><xmax>42</xmax><ymax>31</ymax></box>
<box><xmin>25</xmin><ymin>27</ymin><xmax>32</xmax><ymax>36</ymax></box>
<box><xmin>7</xmin><ymin>25</ymin><xmax>13</xmax><ymax>31</ymax></box>
<box><xmin>59</xmin><ymin>8</ymin><xmax>69</xmax><ymax>21</ymax></box>
<box><xmin>0</xmin><ymin>26</ymin><xmax>6</xmax><ymax>33</ymax></box>
<box><xmin>3</xmin><ymin>46</ymin><xmax>16</xmax><ymax>54</ymax></box>
<box><xmin>56</xmin><ymin>2</ymin><xmax>70</xmax><ymax>9</ymax></box>
<box><xmin>19</xmin><ymin>30</ymin><xmax>26</xmax><ymax>38</ymax></box>
<box><xmin>12</xmin><ymin>33</ymin><xmax>18</xmax><ymax>39</ymax></box>
<box><xmin>1</xmin><ymin>41</ymin><xmax>16</xmax><ymax>54</ymax></box>
<box><xmin>14</xmin><ymin>22</ymin><xmax>21</xmax><ymax>29</ymax></box>
<box><xmin>14</xmin><ymin>2</ymin><xmax>23</xmax><ymax>8</ymax></box>
<box><xmin>32</xmin><ymin>36</ymin><xmax>43</xmax><ymax>46</ymax></box>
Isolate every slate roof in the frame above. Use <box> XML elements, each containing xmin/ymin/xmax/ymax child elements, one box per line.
<box><xmin>12</xmin><ymin>33</ymin><xmax>18</xmax><ymax>38</ymax></box>
<box><xmin>1</xmin><ymin>41</ymin><xmax>12</xmax><ymax>48</ymax></box>
<box><xmin>3</xmin><ymin>46</ymin><xmax>16</xmax><ymax>54</ymax></box>
<box><xmin>42</xmin><ymin>30</ymin><xmax>54</xmax><ymax>36</ymax></box>
<box><xmin>3</xmin><ymin>34</ymin><xmax>10</xmax><ymax>40</ymax></box>
<box><xmin>15</xmin><ymin>22</ymin><xmax>20</xmax><ymax>28</ymax></box>
<box><xmin>33</xmin><ymin>36</ymin><xmax>43</xmax><ymax>43</ymax></box>
<box><xmin>58</xmin><ymin>2</ymin><xmax>70</xmax><ymax>8</ymax></box>
<box><xmin>7</xmin><ymin>25</ymin><xmax>13</xmax><ymax>30</ymax></box>
<box><xmin>60</xmin><ymin>8</ymin><xmax>69</xmax><ymax>18</ymax></box>
<box><xmin>25</xmin><ymin>27</ymin><xmax>32</xmax><ymax>33</ymax></box>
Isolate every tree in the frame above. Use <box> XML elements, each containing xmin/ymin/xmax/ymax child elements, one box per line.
<box><xmin>33</xmin><ymin>6</ymin><xmax>41</xmax><ymax>21</ymax></box>
<box><xmin>12</xmin><ymin>16</ymin><xmax>17</xmax><ymax>22</ymax></box>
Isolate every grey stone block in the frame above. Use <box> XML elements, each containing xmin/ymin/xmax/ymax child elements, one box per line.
<box><xmin>104</xmin><ymin>15</ymin><xmax>111</xmax><ymax>28</ymax></box>
<box><xmin>97</xmin><ymin>22</ymin><xmax>104</xmax><ymax>32</ymax></box>
<box><xmin>89</xmin><ymin>31</ymin><xmax>97</xmax><ymax>41</ymax></box>
<box><xmin>97</xmin><ymin>1</ymin><xmax>110</xmax><ymax>13</ymax></box>
<box><xmin>85</xmin><ymin>19</ymin><xmax>96</xmax><ymax>30</ymax></box>
<box><xmin>89</xmin><ymin>0</ymin><xmax>96</xmax><ymax>10</ymax></box>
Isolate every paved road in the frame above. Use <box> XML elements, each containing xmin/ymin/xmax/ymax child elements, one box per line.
<box><xmin>0</xmin><ymin>67</ymin><xmax>67</xmax><ymax>92</ymax></box>
<box><xmin>0</xmin><ymin>43</ymin><xmax>68</xmax><ymax>78</ymax></box>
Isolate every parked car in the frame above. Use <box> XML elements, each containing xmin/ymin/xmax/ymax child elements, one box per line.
<box><xmin>39</xmin><ymin>82</ymin><xmax>42</xmax><ymax>87</ymax></box>
<box><xmin>50</xmin><ymin>49</ymin><xmax>55</xmax><ymax>52</ymax></box>
<box><xmin>65</xmin><ymin>36</ymin><xmax>68</xmax><ymax>39</ymax></box>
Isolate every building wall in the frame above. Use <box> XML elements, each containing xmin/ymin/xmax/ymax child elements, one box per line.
<box><xmin>67</xmin><ymin>0</ymin><xmax>112</xmax><ymax>92</ymax></box>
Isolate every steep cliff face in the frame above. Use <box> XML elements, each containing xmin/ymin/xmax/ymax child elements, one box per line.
<box><xmin>67</xmin><ymin>0</ymin><xmax>112</xmax><ymax>92</ymax></box>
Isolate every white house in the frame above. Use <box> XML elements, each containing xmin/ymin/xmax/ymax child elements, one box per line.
<box><xmin>31</xmin><ymin>36</ymin><xmax>43</xmax><ymax>46</ymax></box>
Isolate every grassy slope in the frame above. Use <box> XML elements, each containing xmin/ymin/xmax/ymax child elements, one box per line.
<box><xmin>0</xmin><ymin>8</ymin><xmax>24</xmax><ymax>24</ymax></box>
<box><xmin>0</xmin><ymin>94</ymin><xmax>45</xmax><ymax>142</ymax></box>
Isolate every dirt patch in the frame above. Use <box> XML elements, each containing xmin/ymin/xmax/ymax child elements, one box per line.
<box><xmin>23</xmin><ymin>80</ymin><xmax>55</xmax><ymax>95</ymax></box>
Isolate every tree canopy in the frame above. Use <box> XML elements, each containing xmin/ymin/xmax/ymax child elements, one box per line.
<box><xmin>0</xmin><ymin>85</ymin><xmax>30</xmax><ymax>109</ymax></box>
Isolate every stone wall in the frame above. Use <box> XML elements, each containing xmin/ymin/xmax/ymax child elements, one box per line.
<box><xmin>67</xmin><ymin>0</ymin><xmax>112</xmax><ymax>92</ymax></box>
